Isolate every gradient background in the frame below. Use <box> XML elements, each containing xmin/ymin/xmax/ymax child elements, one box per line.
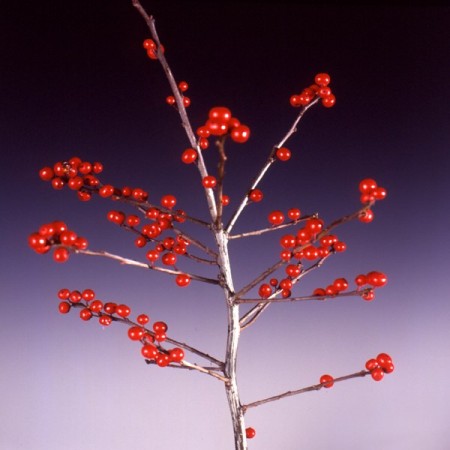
<box><xmin>1</xmin><ymin>2</ymin><xmax>449</xmax><ymax>449</ymax></box>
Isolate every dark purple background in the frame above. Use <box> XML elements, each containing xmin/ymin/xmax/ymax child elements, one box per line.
<box><xmin>1</xmin><ymin>2</ymin><xmax>449</xmax><ymax>449</ymax></box>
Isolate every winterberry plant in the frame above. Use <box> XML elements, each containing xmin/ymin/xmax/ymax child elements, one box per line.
<box><xmin>28</xmin><ymin>2</ymin><xmax>393</xmax><ymax>449</ymax></box>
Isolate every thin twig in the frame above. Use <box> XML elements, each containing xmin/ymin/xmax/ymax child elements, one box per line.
<box><xmin>76</xmin><ymin>248</ymin><xmax>220</xmax><ymax>285</ymax></box>
<box><xmin>225</xmin><ymin>97</ymin><xmax>320</xmax><ymax>234</ymax></box>
<box><xmin>215</xmin><ymin>136</ymin><xmax>227</xmax><ymax>228</ymax></box>
<box><xmin>132</xmin><ymin>0</ymin><xmax>218</xmax><ymax>221</ymax></box>
<box><xmin>242</xmin><ymin>370</ymin><xmax>370</xmax><ymax>412</ymax></box>
<box><xmin>235</xmin><ymin>290</ymin><xmax>362</xmax><ymax>304</ymax></box>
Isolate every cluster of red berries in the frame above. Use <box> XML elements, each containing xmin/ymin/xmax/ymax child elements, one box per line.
<box><xmin>258</xmin><ymin>262</ymin><xmax>303</xmax><ymax>299</ymax></box>
<box><xmin>28</xmin><ymin>221</ymin><xmax>88</xmax><ymax>263</ymax></box>
<box><xmin>194</xmin><ymin>106</ymin><xmax>251</xmax><ymax>151</ymax></box>
<box><xmin>320</xmin><ymin>353</ymin><xmax>394</xmax><ymax>387</ymax></box>
<box><xmin>166</xmin><ymin>80</ymin><xmax>191</xmax><ymax>108</ymax></box>
<box><xmin>355</xmin><ymin>271</ymin><xmax>388</xmax><ymax>301</ymax></box>
<box><xmin>39</xmin><ymin>157</ymin><xmax>149</xmax><ymax>203</ymax></box>
<box><xmin>57</xmin><ymin>288</ymin><xmax>185</xmax><ymax>367</ymax></box>
<box><xmin>290</xmin><ymin>73</ymin><xmax>336</xmax><ymax>108</ymax></box>
<box><xmin>358</xmin><ymin>178</ymin><xmax>387</xmax><ymax>223</ymax></box>
<box><xmin>143</xmin><ymin>38</ymin><xmax>165</xmax><ymax>60</ymax></box>
<box><xmin>312</xmin><ymin>277</ymin><xmax>350</xmax><ymax>297</ymax></box>
<box><xmin>365</xmin><ymin>353</ymin><xmax>395</xmax><ymax>381</ymax></box>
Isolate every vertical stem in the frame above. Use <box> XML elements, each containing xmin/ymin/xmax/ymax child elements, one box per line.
<box><xmin>215</xmin><ymin>228</ymin><xmax>247</xmax><ymax>450</ymax></box>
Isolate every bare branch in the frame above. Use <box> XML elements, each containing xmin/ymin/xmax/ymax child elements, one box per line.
<box><xmin>132</xmin><ymin>0</ymin><xmax>218</xmax><ymax>222</ymax></box>
<box><xmin>225</xmin><ymin>97</ymin><xmax>320</xmax><ymax>234</ymax></box>
<box><xmin>242</xmin><ymin>370</ymin><xmax>369</xmax><ymax>412</ymax></box>
<box><xmin>228</xmin><ymin>215</ymin><xmax>315</xmax><ymax>240</ymax></box>
<box><xmin>236</xmin><ymin>290</ymin><xmax>362</xmax><ymax>304</ymax></box>
<box><xmin>76</xmin><ymin>248</ymin><xmax>220</xmax><ymax>285</ymax></box>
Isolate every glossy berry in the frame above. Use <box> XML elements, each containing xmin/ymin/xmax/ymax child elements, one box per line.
<box><xmin>116</xmin><ymin>304</ymin><xmax>131</xmax><ymax>318</ymax></box>
<box><xmin>367</xmin><ymin>271</ymin><xmax>388</xmax><ymax>287</ymax></box>
<box><xmin>166</xmin><ymin>96</ymin><xmax>176</xmax><ymax>106</ymax></box>
<box><xmin>169</xmin><ymin>348</ymin><xmax>185</xmax><ymax>363</ymax></box>
<box><xmin>208</xmin><ymin>106</ymin><xmax>232</xmax><ymax>123</ymax></box>
<box><xmin>141</xmin><ymin>344</ymin><xmax>158</xmax><ymax>360</ymax></box>
<box><xmin>161</xmin><ymin>195</ymin><xmax>177</xmax><ymax>209</ymax></box>
<box><xmin>79</xmin><ymin>308</ymin><xmax>93</xmax><ymax>321</ymax></box>
<box><xmin>321</xmin><ymin>94</ymin><xmax>336</xmax><ymax>108</ymax></box>
<box><xmin>156</xmin><ymin>353</ymin><xmax>170</xmax><ymax>367</ymax></box>
<box><xmin>230</xmin><ymin>125</ymin><xmax>251</xmax><ymax>143</ymax></box>
<box><xmin>82</xmin><ymin>289</ymin><xmax>95</xmax><ymax>302</ymax></box>
<box><xmin>359</xmin><ymin>209</ymin><xmax>374</xmax><ymax>223</ymax></box>
<box><xmin>355</xmin><ymin>274</ymin><xmax>367</xmax><ymax>287</ymax></box>
<box><xmin>178</xmin><ymin>81</ymin><xmax>189</xmax><ymax>92</ymax></box>
<box><xmin>276</xmin><ymin>147</ymin><xmax>291</xmax><ymax>161</ymax></box>
<box><xmin>39</xmin><ymin>166</ymin><xmax>54</xmax><ymax>181</ymax></box>
<box><xmin>370</xmin><ymin>367</ymin><xmax>384</xmax><ymax>381</ymax></box>
<box><xmin>248</xmin><ymin>189</ymin><xmax>263</xmax><ymax>202</ymax></box>
<box><xmin>175</xmin><ymin>274</ymin><xmax>191</xmax><ymax>287</ymax></box>
<box><xmin>258</xmin><ymin>284</ymin><xmax>272</xmax><ymax>299</ymax></box>
<box><xmin>362</xmin><ymin>289</ymin><xmax>375</xmax><ymax>301</ymax></box>
<box><xmin>128</xmin><ymin>326</ymin><xmax>145</xmax><ymax>341</ymax></box>
<box><xmin>202</xmin><ymin>176</ymin><xmax>217</xmax><ymax>189</ymax></box>
<box><xmin>153</xmin><ymin>321</ymin><xmax>168</xmax><ymax>333</ymax></box>
<box><xmin>53</xmin><ymin>247</ymin><xmax>69</xmax><ymax>263</ymax></box>
<box><xmin>359</xmin><ymin>178</ymin><xmax>377</xmax><ymax>194</ymax></box>
<box><xmin>181</xmin><ymin>148</ymin><xmax>197</xmax><ymax>164</ymax></box>
<box><xmin>320</xmin><ymin>374</ymin><xmax>334</xmax><ymax>388</ymax></box>
<box><xmin>315</xmin><ymin>73</ymin><xmax>331</xmax><ymax>87</ymax></box>
<box><xmin>221</xmin><ymin>195</ymin><xmax>230</xmax><ymax>206</ymax></box>
<box><xmin>268</xmin><ymin>210</ymin><xmax>285</xmax><ymax>226</ymax></box>
<box><xmin>99</xmin><ymin>315</ymin><xmax>112</xmax><ymax>326</ymax></box>
<box><xmin>287</xmin><ymin>208</ymin><xmax>301</xmax><ymax>221</ymax></box>
<box><xmin>58</xmin><ymin>302</ymin><xmax>71</xmax><ymax>314</ymax></box>
<box><xmin>365</xmin><ymin>358</ymin><xmax>379</xmax><ymax>371</ymax></box>
<box><xmin>333</xmin><ymin>278</ymin><xmax>349</xmax><ymax>292</ymax></box>
<box><xmin>246</xmin><ymin>428</ymin><xmax>256</xmax><ymax>439</ymax></box>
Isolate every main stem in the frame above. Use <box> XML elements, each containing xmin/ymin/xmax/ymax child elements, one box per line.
<box><xmin>214</xmin><ymin>227</ymin><xmax>247</xmax><ymax>450</ymax></box>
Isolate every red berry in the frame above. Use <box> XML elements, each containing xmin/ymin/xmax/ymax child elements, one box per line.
<box><xmin>268</xmin><ymin>210</ymin><xmax>285</xmax><ymax>226</ymax></box>
<box><xmin>202</xmin><ymin>176</ymin><xmax>217</xmax><ymax>189</ymax></box>
<box><xmin>198</xmin><ymin>137</ymin><xmax>209</xmax><ymax>150</ymax></box>
<box><xmin>116</xmin><ymin>304</ymin><xmax>131</xmax><ymax>318</ymax></box>
<box><xmin>333</xmin><ymin>278</ymin><xmax>348</xmax><ymax>292</ymax></box>
<box><xmin>221</xmin><ymin>195</ymin><xmax>230</xmax><ymax>206</ymax></box>
<box><xmin>79</xmin><ymin>308</ymin><xmax>93</xmax><ymax>321</ymax></box>
<box><xmin>143</xmin><ymin>39</ymin><xmax>156</xmax><ymax>50</ymax></box>
<box><xmin>290</xmin><ymin>94</ymin><xmax>302</xmax><ymax>107</ymax></box>
<box><xmin>258</xmin><ymin>284</ymin><xmax>272</xmax><ymax>299</ymax></box>
<box><xmin>178</xmin><ymin>81</ymin><xmax>189</xmax><ymax>92</ymax></box>
<box><xmin>166</xmin><ymin>96</ymin><xmax>176</xmax><ymax>106</ymax></box>
<box><xmin>370</xmin><ymin>367</ymin><xmax>384</xmax><ymax>381</ymax></box>
<box><xmin>161</xmin><ymin>194</ymin><xmax>177</xmax><ymax>209</ymax></box>
<box><xmin>359</xmin><ymin>209</ymin><xmax>374</xmax><ymax>223</ymax></box>
<box><xmin>287</xmin><ymin>208</ymin><xmax>301</xmax><ymax>221</ymax></box>
<box><xmin>169</xmin><ymin>348</ymin><xmax>185</xmax><ymax>363</ymax></box>
<box><xmin>359</xmin><ymin>178</ymin><xmax>377</xmax><ymax>194</ymax></box>
<box><xmin>128</xmin><ymin>326</ymin><xmax>144</xmax><ymax>341</ymax></box>
<box><xmin>367</xmin><ymin>271</ymin><xmax>388</xmax><ymax>287</ymax></box>
<box><xmin>248</xmin><ymin>189</ymin><xmax>263</xmax><ymax>202</ymax></box>
<box><xmin>305</xmin><ymin>218</ymin><xmax>324</xmax><ymax>235</ymax></box>
<box><xmin>365</xmin><ymin>358</ymin><xmax>379</xmax><ymax>371</ymax></box>
<box><xmin>175</xmin><ymin>274</ymin><xmax>191</xmax><ymax>287</ymax></box>
<box><xmin>39</xmin><ymin>166</ymin><xmax>54</xmax><ymax>181</ymax></box>
<box><xmin>362</xmin><ymin>289</ymin><xmax>375</xmax><ymax>301</ymax></box>
<box><xmin>321</xmin><ymin>94</ymin><xmax>336</xmax><ymax>108</ymax></box>
<box><xmin>89</xmin><ymin>299</ymin><xmax>103</xmax><ymax>313</ymax></box>
<box><xmin>58</xmin><ymin>288</ymin><xmax>71</xmax><ymax>300</ymax></box>
<box><xmin>275</xmin><ymin>147</ymin><xmax>291</xmax><ymax>161</ymax></box>
<box><xmin>313</xmin><ymin>288</ymin><xmax>326</xmax><ymax>296</ymax></box>
<box><xmin>53</xmin><ymin>247</ymin><xmax>70</xmax><ymax>263</ymax></box>
<box><xmin>320</xmin><ymin>374</ymin><xmax>334</xmax><ymax>388</ymax></box>
<box><xmin>315</xmin><ymin>73</ymin><xmax>331</xmax><ymax>87</ymax></box>
<box><xmin>162</xmin><ymin>252</ymin><xmax>177</xmax><ymax>266</ymax></box>
<box><xmin>181</xmin><ymin>148</ymin><xmax>198</xmax><ymax>164</ymax></box>
<box><xmin>141</xmin><ymin>344</ymin><xmax>158</xmax><ymax>360</ymax></box>
<box><xmin>154</xmin><ymin>332</ymin><xmax>167</xmax><ymax>342</ymax></box>
<box><xmin>373</xmin><ymin>186</ymin><xmax>387</xmax><ymax>200</ymax></box>
<box><xmin>208</xmin><ymin>106</ymin><xmax>232</xmax><ymax>123</ymax></box>
<box><xmin>103</xmin><ymin>302</ymin><xmax>117</xmax><ymax>314</ymax></box>
<box><xmin>334</xmin><ymin>241</ymin><xmax>347</xmax><ymax>252</ymax></box>
<box><xmin>58</xmin><ymin>301</ymin><xmax>71</xmax><ymax>314</ymax></box>
<box><xmin>156</xmin><ymin>353</ymin><xmax>170</xmax><ymax>367</ymax></box>
<box><xmin>246</xmin><ymin>427</ymin><xmax>256</xmax><ymax>439</ymax></box>
<box><xmin>81</xmin><ymin>289</ymin><xmax>95</xmax><ymax>302</ymax></box>
<box><xmin>196</xmin><ymin>126</ymin><xmax>210</xmax><ymax>138</ymax></box>
<box><xmin>286</xmin><ymin>264</ymin><xmax>301</xmax><ymax>278</ymax></box>
<box><xmin>153</xmin><ymin>321</ymin><xmax>168</xmax><ymax>333</ymax></box>
<box><xmin>355</xmin><ymin>274</ymin><xmax>367</xmax><ymax>287</ymax></box>
<box><xmin>280</xmin><ymin>234</ymin><xmax>296</xmax><ymax>248</ymax></box>
<box><xmin>99</xmin><ymin>315</ymin><xmax>112</xmax><ymax>326</ymax></box>
<box><xmin>376</xmin><ymin>353</ymin><xmax>393</xmax><ymax>368</ymax></box>
<box><xmin>182</xmin><ymin>96</ymin><xmax>191</xmax><ymax>107</ymax></box>
<box><xmin>230</xmin><ymin>125</ymin><xmax>251</xmax><ymax>143</ymax></box>
<box><xmin>137</xmin><ymin>314</ymin><xmax>149</xmax><ymax>325</ymax></box>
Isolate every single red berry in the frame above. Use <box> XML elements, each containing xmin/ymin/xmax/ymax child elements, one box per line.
<box><xmin>136</xmin><ymin>314</ymin><xmax>149</xmax><ymax>325</ymax></box>
<box><xmin>181</xmin><ymin>148</ymin><xmax>198</xmax><ymax>164</ymax></box>
<box><xmin>143</xmin><ymin>39</ymin><xmax>156</xmax><ymax>50</ymax></box>
<box><xmin>366</xmin><ymin>271</ymin><xmax>388</xmax><ymax>287</ymax></box>
<box><xmin>202</xmin><ymin>176</ymin><xmax>217</xmax><ymax>189</ymax></box>
<box><xmin>286</xmin><ymin>264</ymin><xmax>301</xmax><ymax>278</ymax></box>
<box><xmin>230</xmin><ymin>125</ymin><xmax>251</xmax><ymax>143</ymax></box>
<box><xmin>322</xmin><ymin>94</ymin><xmax>336</xmax><ymax>108</ymax></box>
<box><xmin>258</xmin><ymin>284</ymin><xmax>272</xmax><ymax>299</ymax></box>
<box><xmin>305</xmin><ymin>218</ymin><xmax>324</xmax><ymax>236</ymax></box>
<box><xmin>59</xmin><ymin>230</ymin><xmax>78</xmax><ymax>246</ymax></box>
<box><xmin>57</xmin><ymin>288</ymin><xmax>71</xmax><ymax>300</ymax></box>
<box><xmin>313</xmin><ymin>288</ymin><xmax>326</xmax><ymax>297</ymax></box>
<box><xmin>334</xmin><ymin>241</ymin><xmax>347</xmax><ymax>252</ymax></box>
<box><xmin>280</xmin><ymin>250</ymin><xmax>292</xmax><ymax>261</ymax></box>
<box><xmin>81</xmin><ymin>289</ymin><xmax>96</xmax><ymax>302</ymax></box>
<box><xmin>196</xmin><ymin>125</ymin><xmax>210</xmax><ymax>138</ymax></box>
<box><xmin>276</xmin><ymin>147</ymin><xmax>291</xmax><ymax>161</ymax></box>
<box><xmin>318</xmin><ymin>86</ymin><xmax>332</xmax><ymax>98</ymax></box>
<box><xmin>320</xmin><ymin>374</ymin><xmax>334</xmax><ymax>388</ymax></box>
<box><xmin>315</xmin><ymin>73</ymin><xmax>331</xmax><ymax>87</ymax></box>
<box><xmin>279</xmin><ymin>278</ymin><xmax>293</xmax><ymax>290</ymax></box>
<box><xmin>175</xmin><ymin>274</ymin><xmax>191</xmax><ymax>287</ymax></box>
<box><xmin>116</xmin><ymin>304</ymin><xmax>131</xmax><ymax>318</ymax></box>
<box><xmin>303</xmin><ymin>245</ymin><xmax>320</xmax><ymax>261</ymax></box>
<box><xmin>198</xmin><ymin>137</ymin><xmax>209</xmax><ymax>150</ymax></box>
<box><xmin>89</xmin><ymin>300</ymin><xmax>103</xmax><ymax>313</ymax></box>
<box><xmin>141</xmin><ymin>344</ymin><xmax>158</xmax><ymax>360</ymax></box>
<box><xmin>162</xmin><ymin>252</ymin><xmax>177</xmax><ymax>266</ymax></box>
<box><xmin>359</xmin><ymin>209</ymin><xmax>374</xmax><ymax>223</ymax></box>
<box><xmin>208</xmin><ymin>106</ymin><xmax>232</xmax><ymax>123</ymax></box>
<box><xmin>370</xmin><ymin>367</ymin><xmax>384</xmax><ymax>381</ymax></box>
<box><xmin>166</xmin><ymin>96</ymin><xmax>176</xmax><ymax>106</ymax></box>
<box><xmin>182</xmin><ymin>96</ymin><xmax>191</xmax><ymax>107</ymax></box>
<box><xmin>270</xmin><ymin>278</ymin><xmax>278</xmax><ymax>287</ymax></box>
<box><xmin>156</xmin><ymin>353</ymin><xmax>170</xmax><ymax>367</ymax></box>
<box><xmin>221</xmin><ymin>195</ymin><xmax>230</xmax><ymax>206</ymax></box>
<box><xmin>365</xmin><ymin>358</ymin><xmax>379</xmax><ymax>371</ymax></box>
<box><xmin>246</xmin><ymin>428</ymin><xmax>256</xmax><ymax>439</ymax></box>
<box><xmin>373</xmin><ymin>186</ymin><xmax>387</xmax><ymax>200</ymax></box>
<box><xmin>355</xmin><ymin>274</ymin><xmax>367</xmax><ymax>287</ymax></box>
<box><xmin>178</xmin><ymin>81</ymin><xmax>189</xmax><ymax>92</ymax></box>
<box><xmin>154</xmin><ymin>332</ymin><xmax>167</xmax><ymax>342</ymax></box>
<box><xmin>128</xmin><ymin>326</ymin><xmax>144</xmax><ymax>341</ymax></box>
<box><xmin>362</xmin><ymin>288</ymin><xmax>375</xmax><ymax>301</ymax></box>
<box><xmin>126</xmin><ymin>215</ymin><xmax>140</xmax><ymax>228</ymax></box>
<box><xmin>99</xmin><ymin>315</ymin><xmax>112</xmax><ymax>326</ymax></box>
<box><xmin>99</xmin><ymin>185</ymin><xmax>114</xmax><ymax>198</ymax></box>
<box><xmin>248</xmin><ymin>189</ymin><xmax>263</xmax><ymax>202</ymax></box>
<box><xmin>280</xmin><ymin>234</ymin><xmax>296</xmax><ymax>249</ymax></box>
<box><xmin>333</xmin><ymin>278</ymin><xmax>349</xmax><ymax>292</ymax></box>
<box><xmin>53</xmin><ymin>247</ymin><xmax>70</xmax><ymax>263</ymax></box>
<box><xmin>268</xmin><ymin>210</ymin><xmax>285</xmax><ymax>226</ymax></box>
<box><xmin>39</xmin><ymin>166</ymin><xmax>55</xmax><ymax>181</ymax></box>
<box><xmin>58</xmin><ymin>301</ymin><xmax>71</xmax><ymax>314</ymax></box>
<box><xmin>161</xmin><ymin>194</ymin><xmax>177</xmax><ymax>209</ymax></box>
<box><xmin>169</xmin><ymin>348</ymin><xmax>185</xmax><ymax>363</ymax></box>
<box><xmin>290</xmin><ymin>94</ymin><xmax>302</xmax><ymax>107</ymax></box>
<box><xmin>287</xmin><ymin>208</ymin><xmax>301</xmax><ymax>221</ymax></box>
<box><xmin>153</xmin><ymin>321</ymin><xmax>168</xmax><ymax>333</ymax></box>
<box><xmin>376</xmin><ymin>353</ymin><xmax>393</xmax><ymax>368</ymax></box>
<box><xmin>79</xmin><ymin>308</ymin><xmax>93</xmax><ymax>321</ymax></box>
<box><xmin>103</xmin><ymin>302</ymin><xmax>117</xmax><ymax>314</ymax></box>
<box><xmin>359</xmin><ymin>178</ymin><xmax>378</xmax><ymax>194</ymax></box>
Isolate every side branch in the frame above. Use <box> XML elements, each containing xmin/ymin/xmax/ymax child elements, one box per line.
<box><xmin>76</xmin><ymin>248</ymin><xmax>220</xmax><ymax>285</ymax></box>
<box><xmin>225</xmin><ymin>97</ymin><xmax>320</xmax><ymax>234</ymax></box>
<box><xmin>235</xmin><ymin>290</ymin><xmax>362</xmax><ymax>304</ymax></box>
<box><xmin>242</xmin><ymin>370</ymin><xmax>369</xmax><ymax>412</ymax></box>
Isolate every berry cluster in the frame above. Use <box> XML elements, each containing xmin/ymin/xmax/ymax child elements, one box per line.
<box><xmin>166</xmin><ymin>80</ymin><xmax>191</xmax><ymax>108</ymax></box>
<box><xmin>143</xmin><ymin>38</ymin><xmax>165</xmax><ymax>60</ymax></box>
<box><xmin>194</xmin><ymin>106</ymin><xmax>251</xmax><ymax>150</ymax></box>
<box><xmin>57</xmin><ymin>288</ymin><xmax>185</xmax><ymax>367</ymax></box>
<box><xmin>355</xmin><ymin>271</ymin><xmax>388</xmax><ymax>301</ymax></box>
<box><xmin>365</xmin><ymin>353</ymin><xmax>395</xmax><ymax>381</ymax></box>
<box><xmin>28</xmin><ymin>221</ymin><xmax>88</xmax><ymax>263</ymax></box>
<box><xmin>313</xmin><ymin>277</ymin><xmax>349</xmax><ymax>297</ymax></box>
<box><xmin>290</xmin><ymin>73</ymin><xmax>336</xmax><ymax>108</ymax></box>
<box><xmin>358</xmin><ymin>178</ymin><xmax>387</xmax><ymax>223</ymax></box>
<box><xmin>38</xmin><ymin>156</ymin><xmax>149</xmax><ymax>203</ymax></box>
